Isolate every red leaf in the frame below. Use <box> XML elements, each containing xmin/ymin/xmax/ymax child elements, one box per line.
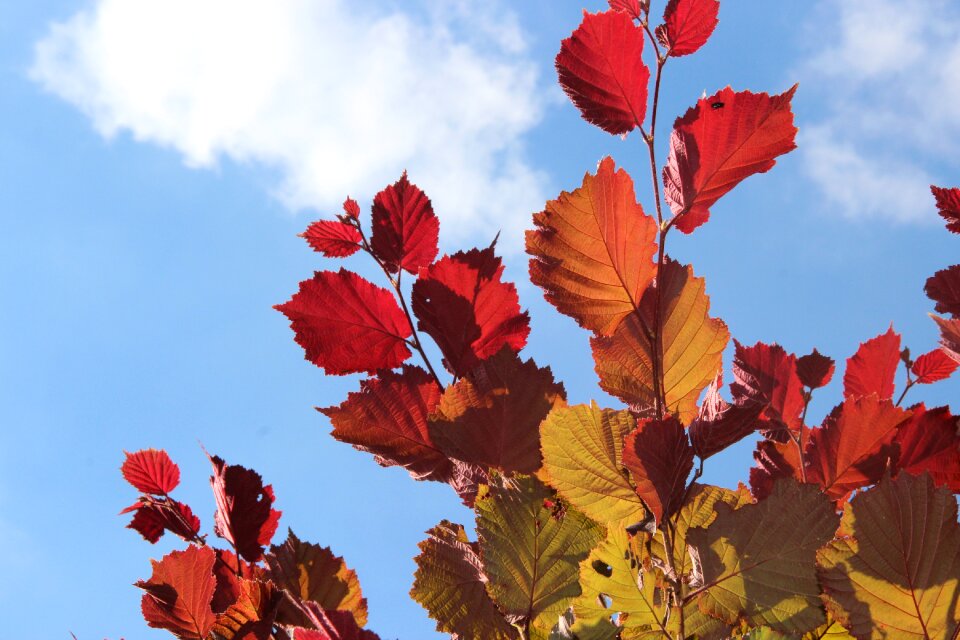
<box><xmin>689</xmin><ymin>375</ymin><xmax>763</xmax><ymax>459</ymax></box>
<box><xmin>137</xmin><ymin>545</ymin><xmax>217</xmax><ymax>640</ymax></box>
<box><xmin>608</xmin><ymin>0</ymin><xmax>645</xmax><ymax>20</ymax></box>
<box><xmin>370</xmin><ymin>173</ymin><xmax>439</xmax><ymax>274</ymax></box>
<box><xmin>730</xmin><ymin>340</ymin><xmax>805</xmax><ymax>433</ymax></box>
<box><xmin>212</xmin><ymin>578</ymin><xmax>283</xmax><ymax>639</ymax></box>
<box><xmin>843</xmin><ymin>327</ymin><xmax>901</xmax><ymax>400</ymax></box>
<box><xmin>275</xmin><ymin>269</ymin><xmax>412</xmax><ymax>375</ymax></box>
<box><xmin>123</xmin><ymin>498</ymin><xmax>200</xmax><ymax>544</ymax></box>
<box><xmin>893</xmin><ymin>404</ymin><xmax>960</xmax><ymax>492</ymax></box>
<box><xmin>296</xmin><ymin>603</ymin><xmax>380</xmax><ymax>640</ymax></box>
<box><xmin>912</xmin><ymin>348</ymin><xmax>959</xmax><ymax>384</ymax></box>
<box><xmin>122</xmin><ymin>449</ymin><xmax>180</xmax><ymax>495</ymax></box>
<box><xmin>300</xmin><ymin>221</ymin><xmax>362</xmax><ymax>258</ymax></box>
<box><xmin>342</xmin><ymin>197</ymin><xmax>360</xmax><ymax>220</ymax></box>
<box><xmin>931</xmin><ymin>185</ymin><xmax>960</xmax><ymax>234</ymax></box>
<box><xmin>209</xmin><ymin>455</ymin><xmax>282</xmax><ymax>563</ymax></box>
<box><xmin>656</xmin><ymin>0</ymin><xmax>719</xmax><ymax>57</ymax></box>
<box><xmin>413</xmin><ymin>247</ymin><xmax>529</xmax><ymax>377</ymax></box>
<box><xmin>556</xmin><ymin>10</ymin><xmax>649</xmax><ymax>135</ymax></box>
<box><xmin>749</xmin><ymin>438</ymin><xmax>802</xmax><ymax>500</ymax></box>
<box><xmin>663</xmin><ymin>85</ymin><xmax>798</xmax><ymax>233</ymax></box>
<box><xmin>925</xmin><ymin>265</ymin><xmax>960</xmax><ymax>317</ymax></box>
<box><xmin>796</xmin><ymin>349</ymin><xmax>835</xmax><ymax>389</ymax></box>
<box><xmin>933</xmin><ymin>314</ymin><xmax>960</xmax><ymax>363</ymax></box>
<box><xmin>623</xmin><ymin>416</ymin><xmax>694</xmax><ymax>523</ymax></box>
<box><xmin>320</xmin><ymin>365</ymin><xmax>452</xmax><ymax>483</ymax></box>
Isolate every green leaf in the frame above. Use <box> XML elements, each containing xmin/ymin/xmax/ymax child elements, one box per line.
<box><xmin>686</xmin><ymin>480</ymin><xmax>839</xmax><ymax>635</ymax></box>
<box><xmin>539</xmin><ymin>402</ymin><xmax>646</xmax><ymax>525</ymax></box>
<box><xmin>476</xmin><ymin>474</ymin><xmax>604</xmax><ymax>636</ymax></box>
<box><xmin>817</xmin><ymin>472</ymin><xmax>960</xmax><ymax>640</ymax></box>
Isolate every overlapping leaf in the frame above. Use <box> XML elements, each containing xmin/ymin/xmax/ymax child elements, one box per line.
<box><xmin>321</xmin><ymin>365</ymin><xmax>451</xmax><ymax>482</ymax></box>
<box><xmin>556</xmin><ymin>10</ymin><xmax>649</xmax><ymax>135</ymax></box>
<box><xmin>428</xmin><ymin>350</ymin><xmax>564</xmax><ymax>474</ymax></box>
<box><xmin>137</xmin><ymin>545</ymin><xmax>218</xmax><ymax>640</ymax></box>
<box><xmin>817</xmin><ymin>473</ymin><xmax>960</xmax><ymax>639</ymax></box>
<box><xmin>412</xmin><ymin>247</ymin><xmax>529</xmax><ymax>376</ymax></box>
<box><xmin>370</xmin><ymin>172</ymin><xmax>438</xmax><ymax>274</ymax></box>
<box><xmin>925</xmin><ymin>265</ymin><xmax>960</xmax><ymax>317</ymax></box>
<box><xmin>932</xmin><ymin>314</ymin><xmax>960</xmax><ymax>362</ymax></box>
<box><xmin>539</xmin><ymin>402</ymin><xmax>645</xmax><ymax>525</ymax></box>
<box><xmin>527</xmin><ymin>156</ymin><xmax>658</xmax><ymax>336</ymax></box>
<box><xmin>591</xmin><ymin>259</ymin><xmax>728</xmax><ymax>423</ymax></box>
<box><xmin>656</xmin><ymin>0</ymin><xmax>720</xmax><ymax>57</ymax></box>
<box><xmin>796</xmin><ymin>349</ymin><xmax>836</xmax><ymax>389</ymax></box>
<box><xmin>122</xmin><ymin>449</ymin><xmax>180</xmax><ymax>495</ymax></box>
<box><xmin>663</xmin><ymin>86</ymin><xmax>798</xmax><ymax>233</ymax></box>
<box><xmin>623</xmin><ymin>416</ymin><xmax>693</xmax><ymax>524</ymax></box>
<box><xmin>212</xmin><ymin>578</ymin><xmax>282</xmax><ymax>639</ymax></box>
<box><xmin>689</xmin><ymin>375</ymin><xmax>763</xmax><ymax>459</ymax></box>
<box><xmin>123</xmin><ymin>498</ymin><xmax>201</xmax><ymax>544</ymax></box>
<box><xmin>411</xmin><ymin>520</ymin><xmax>518</xmax><ymax>640</ymax></box>
<box><xmin>843</xmin><ymin>327</ymin><xmax>900</xmax><ymax>400</ymax></box>
<box><xmin>301</xmin><ymin>220</ymin><xmax>362</xmax><ymax>257</ymax></box>
<box><xmin>294</xmin><ymin>604</ymin><xmax>381</xmax><ymax>640</ymax></box>
<box><xmin>686</xmin><ymin>480</ymin><xmax>839</xmax><ymax>634</ymax></box>
<box><xmin>275</xmin><ymin>269</ymin><xmax>412</xmax><ymax>375</ymax></box>
<box><xmin>210</xmin><ymin>455</ymin><xmax>281</xmax><ymax>562</ymax></box>
<box><xmin>730</xmin><ymin>341</ymin><xmax>805</xmax><ymax>433</ymax></box>
<box><xmin>932</xmin><ymin>185</ymin><xmax>960</xmax><ymax>234</ymax></box>
<box><xmin>892</xmin><ymin>404</ymin><xmax>960</xmax><ymax>492</ymax></box>
<box><xmin>911</xmin><ymin>348</ymin><xmax>958</xmax><ymax>383</ymax></box>
<box><xmin>476</xmin><ymin>475</ymin><xmax>603</xmax><ymax>635</ymax></box>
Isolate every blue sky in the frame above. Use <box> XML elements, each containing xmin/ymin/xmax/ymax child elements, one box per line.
<box><xmin>2</xmin><ymin>1</ymin><xmax>960</xmax><ymax>638</ymax></box>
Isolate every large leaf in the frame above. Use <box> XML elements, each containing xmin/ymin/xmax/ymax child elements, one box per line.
<box><xmin>931</xmin><ymin>185</ymin><xmax>960</xmax><ymax>234</ymax></box>
<box><xmin>925</xmin><ymin>265</ymin><xmax>960</xmax><ymax>317</ymax></box>
<box><xmin>656</xmin><ymin>0</ymin><xmax>720</xmax><ymax>57</ymax></box>
<box><xmin>209</xmin><ymin>455</ymin><xmax>282</xmax><ymax>563</ymax></box>
<box><xmin>817</xmin><ymin>473</ymin><xmax>960</xmax><ymax>639</ymax></box>
<box><xmin>556</xmin><ymin>10</ymin><xmax>649</xmax><ymax>135</ymax></box>
<box><xmin>411</xmin><ymin>520</ymin><xmax>518</xmax><ymax>640</ymax></box>
<box><xmin>527</xmin><ymin>156</ymin><xmax>658</xmax><ymax>336</ymax></box>
<box><xmin>686</xmin><ymin>480</ymin><xmax>839</xmax><ymax>634</ymax></box>
<box><xmin>591</xmin><ymin>259</ymin><xmax>728</xmax><ymax>423</ymax></box>
<box><xmin>476</xmin><ymin>475</ymin><xmax>603</xmax><ymax>635</ymax></box>
<box><xmin>275</xmin><ymin>269</ymin><xmax>412</xmax><ymax>375</ymax></box>
<box><xmin>212</xmin><ymin>578</ymin><xmax>282</xmax><ymax>639</ymax></box>
<box><xmin>539</xmin><ymin>402</ymin><xmax>645</xmax><ymax>525</ymax></box>
<box><xmin>663</xmin><ymin>86</ymin><xmax>798</xmax><ymax>233</ymax></box>
<box><xmin>320</xmin><ymin>365</ymin><xmax>451</xmax><ymax>483</ymax></box>
<box><xmin>370</xmin><ymin>172</ymin><xmax>439</xmax><ymax>274</ymax></box>
<box><xmin>622</xmin><ymin>416</ymin><xmax>693</xmax><ymax>524</ymax></box>
<box><xmin>266</xmin><ymin>530</ymin><xmax>367</xmax><ymax>627</ymax></box>
<box><xmin>136</xmin><ymin>545</ymin><xmax>217</xmax><ymax>640</ymax></box>
<box><xmin>842</xmin><ymin>326</ymin><xmax>900</xmax><ymax>400</ymax></box>
<box><xmin>892</xmin><ymin>404</ymin><xmax>960</xmax><ymax>492</ymax></box>
<box><xmin>429</xmin><ymin>350</ymin><xmax>565</xmax><ymax>474</ymax></box>
<box><xmin>412</xmin><ymin>247</ymin><xmax>529</xmax><ymax>377</ymax></box>
<box><xmin>122</xmin><ymin>449</ymin><xmax>181</xmax><ymax>495</ymax></box>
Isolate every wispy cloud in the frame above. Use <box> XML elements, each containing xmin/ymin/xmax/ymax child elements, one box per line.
<box><xmin>798</xmin><ymin>0</ymin><xmax>960</xmax><ymax>223</ymax></box>
<box><xmin>30</xmin><ymin>0</ymin><xmax>549</xmax><ymax>248</ymax></box>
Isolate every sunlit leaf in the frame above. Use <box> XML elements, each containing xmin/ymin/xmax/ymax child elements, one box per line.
<box><xmin>301</xmin><ymin>220</ymin><xmax>362</xmax><ymax>258</ymax></box>
<box><xmin>212</xmin><ymin>578</ymin><xmax>282</xmax><ymax>640</ymax></box>
<box><xmin>911</xmin><ymin>348</ymin><xmax>959</xmax><ymax>383</ymax></box>
<box><xmin>209</xmin><ymin>455</ymin><xmax>282</xmax><ymax>563</ymax></box>
<box><xmin>892</xmin><ymin>404</ymin><xmax>960</xmax><ymax>492</ymax></box>
<box><xmin>931</xmin><ymin>185</ymin><xmax>960</xmax><ymax>234</ymax></box>
<box><xmin>122</xmin><ymin>449</ymin><xmax>180</xmax><ymax>495</ymax></box>
<box><xmin>656</xmin><ymin>0</ymin><xmax>719</xmax><ymax>57</ymax></box>
<box><xmin>137</xmin><ymin>545</ymin><xmax>217</xmax><ymax>640</ymax></box>
<box><xmin>925</xmin><ymin>265</ymin><xmax>960</xmax><ymax>317</ymax></box>
<box><xmin>370</xmin><ymin>172</ymin><xmax>439</xmax><ymax>274</ymax></box>
<box><xmin>623</xmin><ymin>416</ymin><xmax>693</xmax><ymax>524</ymax></box>
<box><xmin>843</xmin><ymin>326</ymin><xmax>900</xmax><ymax>400</ymax></box>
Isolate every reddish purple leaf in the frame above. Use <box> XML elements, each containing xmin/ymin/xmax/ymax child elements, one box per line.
<box><xmin>300</xmin><ymin>221</ymin><xmax>362</xmax><ymax>258</ymax></box>
<box><xmin>931</xmin><ymin>185</ymin><xmax>960</xmax><ymax>234</ymax></box>
<box><xmin>137</xmin><ymin>545</ymin><xmax>217</xmax><ymax>640</ymax></box>
<box><xmin>912</xmin><ymin>348</ymin><xmax>959</xmax><ymax>384</ymax></box>
<box><xmin>893</xmin><ymin>404</ymin><xmax>960</xmax><ymax>492</ymax></box>
<box><xmin>122</xmin><ymin>449</ymin><xmax>180</xmax><ymax>495</ymax></box>
<box><xmin>296</xmin><ymin>603</ymin><xmax>380</xmax><ymax>640</ymax></box>
<box><xmin>622</xmin><ymin>416</ymin><xmax>694</xmax><ymax>523</ymax></box>
<box><xmin>689</xmin><ymin>375</ymin><xmax>764</xmax><ymax>459</ymax></box>
<box><xmin>412</xmin><ymin>247</ymin><xmax>529</xmax><ymax>377</ymax></box>
<box><xmin>370</xmin><ymin>173</ymin><xmax>439</xmax><ymax>274</ymax></box>
<box><xmin>556</xmin><ymin>9</ymin><xmax>649</xmax><ymax>135</ymax></box>
<box><xmin>209</xmin><ymin>455</ymin><xmax>282</xmax><ymax>563</ymax></box>
<box><xmin>843</xmin><ymin>327</ymin><xmax>901</xmax><ymax>400</ymax></box>
<box><xmin>730</xmin><ymin>340</ymin><xmax>805</xmax><ymax>433</ymax></box>
<box><xmin>925</xmin><ymin>265</ymin><xmax>960</xmax><ymax>317</ymax></box>
<box><xmin>123</xmin><ymin>498</ymin><xmax>201</xmax><ymax>544</ymax></box>
<box><xmin>656</xmin><ymin>0</ymin><xmax>719</xmax><ymax>57</ymax></box>
<box><xmin>796</xmin><ymin>349</ymin><xmax>835</xmax><ymax>389</ymax></box>
<box><xmin>933</xmin><ymin>314</ymin><xmax>960</xmax><ymax>363</ymax></box>
<box><xmin>749</xmin><ymin>438</ymin><xmax>801</xmax><ymax>500</ymax></box>
<box><xmin>275</xmin><ymin>269</ymin><xmax>412</xmax><ymax>375</ymax></box>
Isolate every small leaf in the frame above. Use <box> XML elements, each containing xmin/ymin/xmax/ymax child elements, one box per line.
<box><xmin>370</xmin><ymin>172</ymin><xmax>439</xmax><ymax>274</ymax></box>
<box><xmin>657</xmin><ymin>0</ymin><xmax>720</xmax><ymax>57</ymax></box>
<box><xmin>817</xmin><ymin>473</ymin><xmax>960</xmax><ymax>639</ymax></box>
<box><xmin>689</xmin><ymin>375</ymin><xmax>763</xmax><ymax>459</ymax></box>
<box><xmin>275</xmin><ymin>269</ymin><xmax>412</xmax><ymax>375</ymax></box>
<box><xmin>925</xmin><ymin>265</ymin><xmax>960</xmax><ymax>317</ymax></box>
<box><xmin>843</xmin><ymin>327</ymin><xmax>901</xmax><ymax>400</ymax></box>
<box><xmin>622</xmin><ymin>416</ymin><xmax>693</xmax><ymax>524</ymax></box>
<box><xmin>730</xmin><ymin>340</ymin><xmax>805</xmax><ymax>433</ymax></box>
<box><xmin>212</xmin><ymin>579</ymin><xmax>282</xmax><ymax>640</ymax></box>
<box><xmin>136</xmin><ymin>545</ymin><xmax>217</xmax><ymax>640</ymax></box>
<box><xmin>931</xmin><ymin>185</ymin><xmax>960</xmax><ymax>234</ymax></box>
<box><xmin>608</xmin><ymin>0</ymin><xmax>644</xmax><ymax>20</ymax></box>
<box><xmin>911</xmin><ymin>348</ymin><xmax>959</xmax><ymax>383</ymax></box>
<box><xmin>122</xmin><ymin>449</ymin><xmax>180</xmax><ymax>495</ymax></box>
<box><xmin>301</xmin><ymin>220</ymin><xmax>362</xmax><ymax>257</ymax></box>
<box><xmin>123</xmin><ymin>498</ymin><xmax>200</xmax><ymax>544</ymax></box>
<box><xmin>796</xmin><ymin>348</ymin><xmax>835</xmax><ymax>389</ymax></box>
<box><xmin>342</xmin><ymin>197</ymin><xmax>360</xmax><ymax>220</ymax></box>
<box><xmin>556</xmin><ymin>10</ymin><xmax>649</xmax><ymax>135</ymax></box>
<box><xmin>209</xmin><ymin>455</ymin><xmax>282</xmax><ymax>562</ymax></box>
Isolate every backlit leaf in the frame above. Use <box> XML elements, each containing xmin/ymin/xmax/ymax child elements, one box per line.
<box><xmin>591</xmin><ymin>259</ymin><xmax>728</xmax><ymax>423</ymax></box>
<box><xmin>123</xmin><ymin>498</ymin><xmax>200</xmax><ymax>544</ymax></box>
<box><xmin>210</xmin><ymin>455</ymin><xmax>282</xmax><ymax>562</ymax></box>
<box><xmin>892</xmin><ymin>404</ymin><xmax>960</xmax><ymax>492</ymax></box>
<box><xmin>911</xmin><ymin>348</ymin><xmax>959</xmax><ymax>383</ymax></box>
<box><xmin>294</xmin><ymin>604</ymin><xmax>381</xmax><ymax>640</ymax></box>
<box><xmin>796</xmin><ymin>349</ymin><xmax>835</xmax><ymax>389</ymax></box>
<box><xmin>932</xmin><ymin>314</ymin><xmax>960</xmax><ymax>363</ymax></box>
<box><xmin>412</xmin><ymin>247</ymin><xmax>529</xmax><ymax>377</ymax></box>
<box><xmin>689</xmin><ymin>376</ymin><xmax>763</xmax><ymax>459</ymax></box>
<box><xmin>137</xmin><ymin>545</ymin><xmax>217</xmax><ymax>640</ymax></box>
<box><xmin>817</xmin><ymin>473</ymin><xmax>960</xmax><ymax>639</ymax></box>
<box><xmin>556</xmin><ymin>10</ymin><xmax>649</xmax><ymax>135</ymax></box>
<box><xmin>370</xmin><ymin>172</ymin><xmax>439</xmax><ymax>274</ymax></box>
<box><xmin>476</xmin><ymin>475</ymin><xmax>603</xmax><ymax>634</ymax></box>
<box><xmin>527</xmin><ymin>156</ymin><xmax>658</xmax><ymax>336</ymax></box>
<box><xmin>275</xmin><ymin>269</ymin><xmax>412</xmax><ymax>375</ymax></box>
<box><xmin>925</xmin><ymin>265</ymin><xmax>960</xmax><ymax>317</ymax></box>
<box><xmin>320</xmin><ymin>365</ymin><xmax>451</xmax><ymax>483</ymax></box>
<box><xmin>411</xmin><ymin>520</ymin><xmax>518</xmax><ymax>640</ymax></box>
<box><xmin>622</xmin><ymin>416</ymin><xmax>693</xmax><ymax>524</ymax></box>
<box><xmin>932</xmin><ymin>185</ymin><xmax>960</xmax><ymax>234</ymax></box>
<box><xmin>843</xmin><ymin>326</ymin><xmax>900</xmax><ymax>400</ymax></box>
<box><xmin>730</xmin><ymin>340</ymin><xmax>805</xmax><ymax>433</ymax></box>
<box><xmin>428</xmin><ymin>350</ymin><xmax>565</xmax><ymax>474</ymax></box>
<box><xmin>686</xmin><ymin>480</ymin><xmax>839</xmax><ymax>634</ymax></box>
<box><xmin>300</xmin><ymin>220</ymin><xmax>362</xmax><ymax>257</ymax></box>
<box><xmin>539</xmin><ymin>402</ymin><xmax>645</xmax><ymax>525</ymax></box>
<box><xmin>663</xmin><ymin>86</ymin><xmax>798</xmax><ymax>233</ymax></box>
<box><xmin>656</xmin><ymin>0</ymin><xmax>720</xmax><ymax>57</ymax></box>
<box><xmin>608</xmin><ymin>0</ymin><xmax>645</xmax><ymax>20</ymax></box>
<box><xmin>122</xmin><ymin>449</ymin><xmax>180</xmax><ymax>495</ymax></box>
<box><xmin>212</xmin><ymin>579</ymin><xmax>282</xmax><ymax>640</ymax></box>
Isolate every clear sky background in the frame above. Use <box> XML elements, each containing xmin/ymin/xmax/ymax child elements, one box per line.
<box><xmin>2</xmin><ymin>1</ymin><xmax>959</xmax><ymax>638</ymax></box>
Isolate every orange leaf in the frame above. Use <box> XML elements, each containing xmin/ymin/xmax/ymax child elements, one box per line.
<box><xmin>137</xmin><ymin>545</ymin><xmax>217</xmax><ymax>640</ymax></box>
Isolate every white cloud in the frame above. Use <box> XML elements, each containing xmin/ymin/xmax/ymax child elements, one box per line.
<box><xmin>799</xmin><ymin>0</ymin><xmax>960</xmax><ymax>223</ymax></box>
<box><xmin>30</xmin><ymin>0</ymin><xmax>549</xmax><ymax>249</ymax></box>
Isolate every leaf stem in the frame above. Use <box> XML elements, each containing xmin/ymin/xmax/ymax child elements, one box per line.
<box><xmin>896</xmin><ymin>365</ymin><xmax>915</xmax><ymax>407</ymax></box>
